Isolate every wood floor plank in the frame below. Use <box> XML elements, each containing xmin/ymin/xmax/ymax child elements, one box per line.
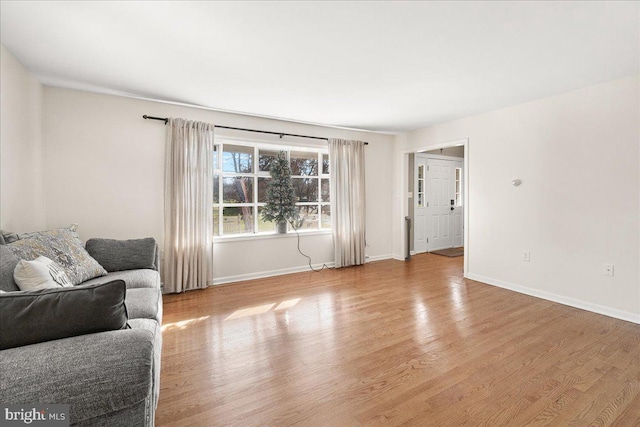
<box><xmin>156</xmin><ymin>254</ymin><xmax>640</xmax><ymax>426</ymax></box>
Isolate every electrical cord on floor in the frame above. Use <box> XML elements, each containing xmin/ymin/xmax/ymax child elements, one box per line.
<box><xmin>289</xmin><ymin>221</ymin><xmax>335</xmax><ymax>272</ymax></box>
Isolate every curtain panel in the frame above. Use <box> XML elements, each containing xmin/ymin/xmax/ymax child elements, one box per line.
<box><xmin>163</xmin><ymin>118</ymin><xmax>215</xmax><ymax>293</ymax></box>
<box><xmin>328</xmin><ymin>138</ymin><xmax>366</xmax><ymax>268</ymax></box>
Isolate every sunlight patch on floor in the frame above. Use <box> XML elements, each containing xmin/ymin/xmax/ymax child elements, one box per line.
<box><xmin>225</xmin><ymin>303</ymin><xmax>276</xmax><ymax>320</ymax></box>
<box><xmin>275</xmin><ymin>298</ymin><xmax>301</xmax><ymax>311</ymax></box>
<box><xmin>161</xmin><ymin>315</ymin><xmax>210</xmax><ymax>332</ymax></box>
<box><xmin>224</xmin><ymin>298</ymin><xmax>302</xmax><ymax>321</ymax></box>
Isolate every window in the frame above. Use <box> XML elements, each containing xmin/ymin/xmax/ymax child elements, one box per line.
<box><xmin>455</xmin><ymin>167</ymin><xmax>462</xmax><ymax>206</ymax></box>
<box><xmin>213</xmin><ymin>141</ymin><xmax>330</xmax><ymax>236</ymax></box>
<box><xmin>417</xmin><ymin>164</ymin><xmax>425</xmax><ymax>208</ymax></box>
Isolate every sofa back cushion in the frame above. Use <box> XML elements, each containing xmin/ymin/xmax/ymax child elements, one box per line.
<box><xmin>0</xmin><ymin>230</ymin><xmax>19</xmax><ymax>244</ymax></box>
<box><xmin>0</xmin><ymin>280</ymin><xmax>129</xmax><ymax>350</ymax></box>
<box><xmin>85</xmin><ymin>238</ymin><xmax>158</xmax><ymax>272</ymax></box>
<box><xmin>0</xmin><ymin>245</ymin><xmax>20</xmax><ymax>292</ymax></box>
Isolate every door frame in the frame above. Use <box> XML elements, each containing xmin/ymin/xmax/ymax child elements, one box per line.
<box><xmin>401</xmin><ymin>138</ymin><xmax>469</xmax><ymax>277</ymax></box>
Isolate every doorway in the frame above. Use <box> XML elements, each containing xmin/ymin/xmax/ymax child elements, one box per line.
<box><xmin>409</xmin><ymin>143</ymin><xmax>466</xmax><ymax>257</ymax></box>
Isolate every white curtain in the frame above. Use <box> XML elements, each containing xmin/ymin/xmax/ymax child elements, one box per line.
<box><xmin>163</xmin><ymin>118</ymin><xmax>215</xmax><ymax>293</ymax></box>
<box><xmin>328</xmin><ymin>138</ymin><xmax>366</xmax><ymax>268</ymax></box>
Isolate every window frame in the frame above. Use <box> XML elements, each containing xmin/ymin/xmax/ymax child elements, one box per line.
<box><xmin>213</xmin><ymin>138</ymin><xmax>330</xmax><ymax>239</ymax></box>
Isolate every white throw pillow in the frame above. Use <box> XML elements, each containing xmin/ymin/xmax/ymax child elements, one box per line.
<box><xmin>13</xmin><ymin>256</ymin><xmax>74</xmax><ymax>291</ymax></box>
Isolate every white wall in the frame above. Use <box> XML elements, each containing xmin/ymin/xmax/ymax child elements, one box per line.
<box><xmin>394</xmin><ymin>75</ymin><xmax>640</xmax><ymax>322</ymax></box>
<box><xmin>42</xmin><ymin>87</ymin><xmax>395</xmax><ymax>283</ymax></box>
<box><xmin>0</xmin><ymin>45</ymin><xmax>46</xmax><ymax>232</ymax></box>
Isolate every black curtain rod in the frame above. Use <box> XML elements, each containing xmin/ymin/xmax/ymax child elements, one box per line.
<box><xmin>142</xmin><ymin>115</ymin><xmax>368</xmax><ymax>144</ymax></box>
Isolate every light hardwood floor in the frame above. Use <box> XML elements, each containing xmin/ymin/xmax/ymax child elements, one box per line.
<box><xmin>157</xmin><ymin>254</ymin><xmax>640</xmax><ymax>426</ymax></box>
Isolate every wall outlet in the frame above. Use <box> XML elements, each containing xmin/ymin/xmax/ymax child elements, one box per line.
<box><xmin>522</xmin><ymin>251</ymin><xmax>530</xmax><ymax>262</ymax></box>
<box><xmin>603</xmin><ymin>264</ymin><xmax>614</xmax><ymax>277</ymax></box>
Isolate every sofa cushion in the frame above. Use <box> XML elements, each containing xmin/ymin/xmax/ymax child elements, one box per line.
<box><xmin>13</xmin><ymin>256</ymin><xmax>74</xmax><ymax>291</ymax></box>
<box><xmin>6</xmin><ymin>227</ymin><xmax>107</xmax><ymax>285</ymax></box>
<box><xmin>0</xmin><ymin>280</ymin><xmax>129</xmax><ymax>350</ymax></box>
<box><xmin>0</xmin><ymin>328</ymin><xmax>155</xmax><ymax>425</ymax></box>
<box><xmin>0</xmin><ymin>245</ymin><xmax>20</xmax><ymax>292</ymax></box>
<box><xmin>126</xmin><ymin>288</ymin><xmax>162</xmax><ymax>322</ymax></box>
<box><xmin>86</xmin><ymin>237</ymin><xmax>157</xmax><ymax>272</ymax></box>
<box><xmin>83</xmin><ymin>269</ymin><xmax>161</xmax><ymax>290</ymax></box>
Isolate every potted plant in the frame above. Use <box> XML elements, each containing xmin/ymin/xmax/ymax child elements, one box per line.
<box><xmin>261</xmin><ymin>151</ymin><xmax>299</xmax><ymax>233</ymax></box>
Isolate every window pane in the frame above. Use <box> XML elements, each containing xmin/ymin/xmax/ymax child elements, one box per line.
<box><xmin>293</xmin><ymin>205</ymin><xmax>318</xmax><ymax>230</ymax></box>
<box><xmin>214</xmin><ymin>175</ymin><xmax>220</xmax><ymax>203</ymax></box>
<box><xmin>223</xmin><ymin>207</ymin><xmax>254</xmax><ymax>234</ymax></box>
<box><xmin>259</xmin><ymin>149</ymin><xmax>280</xmax><ymax>173</ymax></box>
<box><xmin>292</xmin><ymin>177</ymin><xmax>318</xmax><ymax>202</ymax></box>
<box><xmin>223</xmin><ymin>144</ymin><xmax>253</xmax><ymax>173</ymax></box>
<box><xmin>257</xmin><ymin>206</ymin><xmax>276</xmax><ymax>233</ymax></box>
<box><xmin>213</xmin><ymin>207</ymin><xmax>220</xmax><ymax>236</ymax></box>
<box><xmin>322</xmin><ymin>154</ymin><xmax>329</xmax><ymax>175</ymax></box>
<box><xmin>257</xmin><ymin>177</ymin><xmax>270</xmax><ymax>203</ymax></box>
<box><xmin>290</xmin><ymin>151</ymin><xmax>318</xmax><ymax>176</ymax></box>
<box><xmin>223</xmin><ymin>177</ymin><xmax>253</xmax><ymax>203</ymax></box>
<box><xmin>213</xmin><ymin>145</ymin><xmax>219</xmax><ymax>169</ymax></box>
<box><xmin>321</xmin><ymin>205</ymin><xmax>331</xmax><ymax>229</ymax></box>
<box><xmin>321</xmin><ymin>179</ymin><xmax>330</xmax><ymax>202</ymax></box>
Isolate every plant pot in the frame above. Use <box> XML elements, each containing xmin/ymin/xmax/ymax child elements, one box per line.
<box><xmin>277</xmin><ymin>221</ymin><xmax>288</xmax><ymax>234</ymax></box>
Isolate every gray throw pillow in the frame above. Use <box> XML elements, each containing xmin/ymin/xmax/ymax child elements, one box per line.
<box><xmin>85</xmin><ymin>238</ymin><xmax>157</xmax><ymax>272</ymax></box>
<box><xmin>0</xmin><ymin>280</ymin><xmax>129</xmax><ymax>350</ymax></box>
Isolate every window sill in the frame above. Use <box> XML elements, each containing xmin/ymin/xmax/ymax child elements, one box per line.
<box><xmin>214</xmin><ymin>229</ymin><xmax>332</xmax><ymax>243</ymax></box>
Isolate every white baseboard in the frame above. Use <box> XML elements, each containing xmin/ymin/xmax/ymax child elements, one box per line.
<box><xmin>212</xmin><ymin>254</ymin><xmax>394</xmax><ymax>286</ymax></box>
<box><xmin>366</xmin><ymin>254</ymin><xmax>393</xmax><ymax>263</ymax></box>
<box><xmin>213</xmin><ymin>262</ymin><xmax>336</xmax><ymax>285</ymax></box>
<box><xmin>466</xmin><ymin>273</ymin><xmax>640</xmax><ymax>325</ymax></box>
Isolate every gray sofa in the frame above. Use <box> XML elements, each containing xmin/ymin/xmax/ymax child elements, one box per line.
<box><xmin>0</xmin><ymin>233</ymin><xmax>162</xmax><ymax>427</ymax></box>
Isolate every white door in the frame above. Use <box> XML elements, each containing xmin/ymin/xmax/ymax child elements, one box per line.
<box><xmin>414</xmin><ymin>155</ymin><xmax>427</xmax><ymax>253</ymax></box>
<box><xmin>426</xmin><ymin>158</ymin><xmax>454</xmax><ymax>251</ymax></box>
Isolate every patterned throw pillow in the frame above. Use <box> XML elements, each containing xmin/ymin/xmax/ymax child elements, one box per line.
<box><xmin>7</xmin><ymin>226</ymin><xmax>107</xmax><ymax>285</ymax></box>
<box><xmin>17</xmin><ymin>224</ymin><xmax>81</xmax><ymax>241</ymax></box>
<box><xmin>13</xmin><ymin>256</ymin><xmax>74</xmax><ymax>291</ymax></box>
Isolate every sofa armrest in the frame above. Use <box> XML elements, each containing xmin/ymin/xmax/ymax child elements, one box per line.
<box><xmin>0</xmin><ymin>329</ymin><xmax>155</xmax><ymax>425</ymax></box>
<box><xmin>85</xmin><ymin>238</ymin><xmax>158</xmax><ymax>272</ymax></box>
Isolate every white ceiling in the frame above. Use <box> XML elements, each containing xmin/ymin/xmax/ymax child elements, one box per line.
<box><xmin>1</xmin><ymin>1</ymin><xmax>638</xmax><ymax>133</ymax></box>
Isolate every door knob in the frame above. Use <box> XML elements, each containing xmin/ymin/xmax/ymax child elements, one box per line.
<box><xmin>450</xmin><ymin>206</ymin><xmax>454</xmax><ymax>211</ymax></box>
